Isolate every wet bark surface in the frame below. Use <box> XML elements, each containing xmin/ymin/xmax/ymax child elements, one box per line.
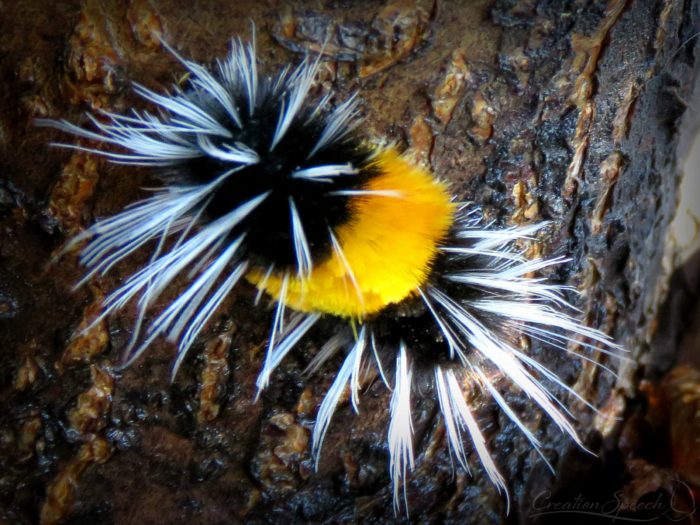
<box><xmin>1</xmin><ymin>1</ymin><xmax>698</xmax><ymax>524</ymax></box>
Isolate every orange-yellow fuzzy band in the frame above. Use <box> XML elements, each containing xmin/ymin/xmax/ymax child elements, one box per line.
<box><xmin>246</xmin><ymin>149</ymin><xmax>455</xmax><ymax>319</ymax></box>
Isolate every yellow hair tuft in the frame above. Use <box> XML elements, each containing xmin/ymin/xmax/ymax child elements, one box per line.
<box><xmin>246</xmin><ymin>149</ymin><xmax>455</xmax><ymax>319</ymax></box>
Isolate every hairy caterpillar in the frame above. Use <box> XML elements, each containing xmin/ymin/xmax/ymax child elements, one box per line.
<box><xmin>39</xmin><ymin>37</ymin><xmax>622</xmax><ymax>513</ymax></box>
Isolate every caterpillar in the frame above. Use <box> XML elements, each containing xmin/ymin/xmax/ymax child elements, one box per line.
<box><xmin>39</xmin><ymin>37</ymin><xmax>622</xmax><ymax>512</ymax></box>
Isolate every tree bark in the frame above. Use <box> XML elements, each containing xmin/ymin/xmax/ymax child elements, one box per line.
<box><xmin>0</xmin><ymin>1</ymin><xmax>698</xmax><ymax>524</ymax></box>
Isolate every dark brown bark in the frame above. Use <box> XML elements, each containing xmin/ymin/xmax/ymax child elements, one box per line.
<box><xmin>1</xmin><ymin>1</ymin><xmax>698</xmax><ymax>524</ymax></box>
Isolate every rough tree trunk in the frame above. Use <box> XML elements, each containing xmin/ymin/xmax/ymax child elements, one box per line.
<box><xmin>1</xmin><ymin>1</ymin><xmax>698</xmax><ymax>524</ymax></box>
